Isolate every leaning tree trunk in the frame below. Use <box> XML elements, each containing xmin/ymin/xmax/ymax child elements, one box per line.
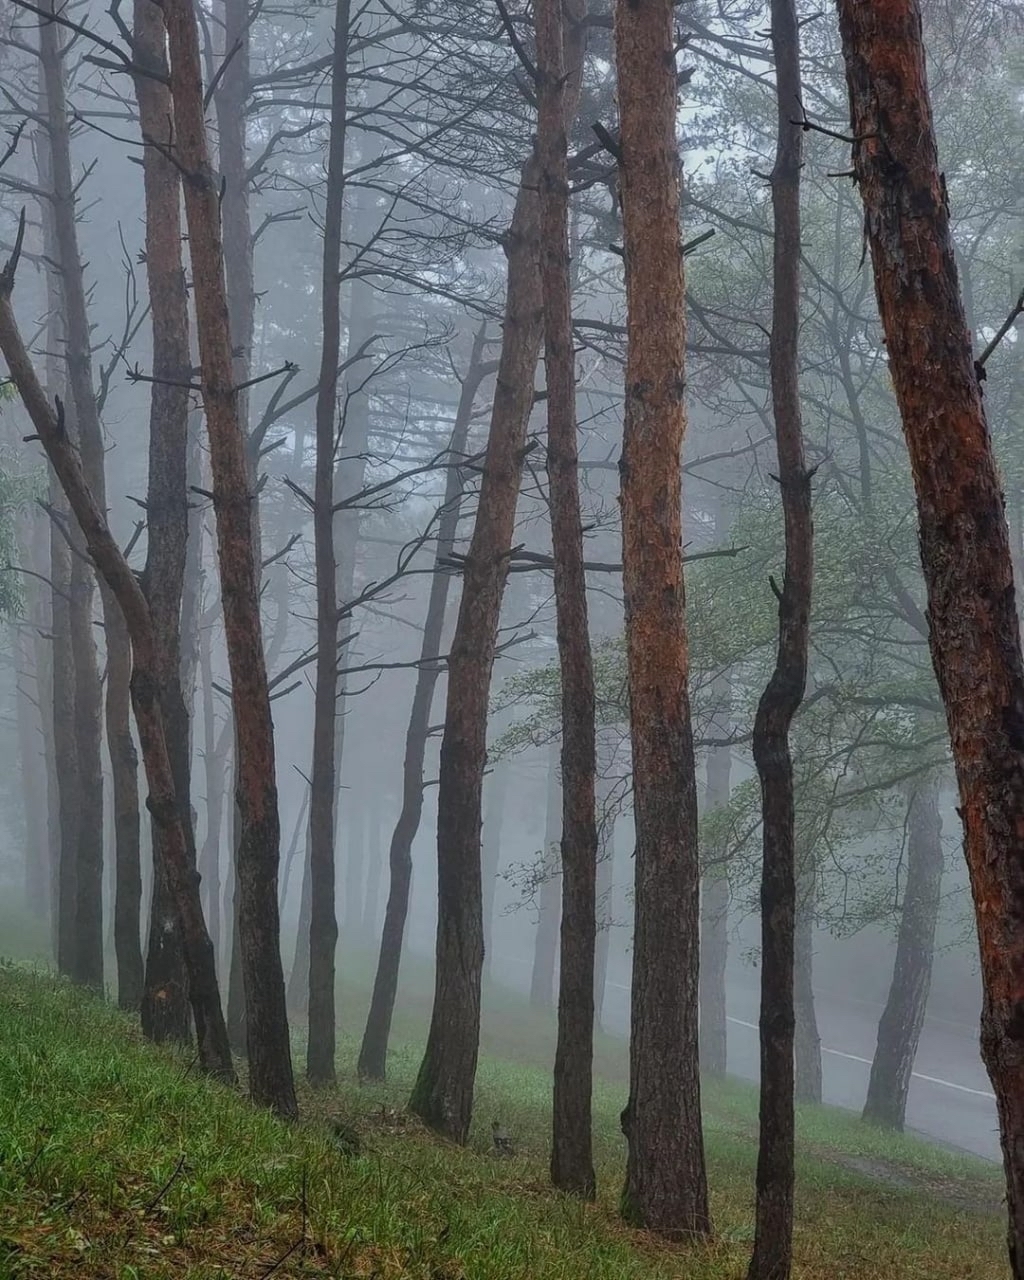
<box><xmin>306</xmin><ymin>0</ymin><xmax>351</xmax><ymax>1088</ymax></box>
<box><xmin>836</xmin><ymin>9</ymin><xmax>1024</xmax><ymax>1264</ymax></box>
<box><xmin>530</xmin><ymin>755</ymin><xmax>561</xmax><ymax>1013</ymax></box>
<box><xmin>358</xmin><ymin>325</ymin><xmax>491</xmax><ymax>1081</ymax></box>
<box><xmin>748</xmin><ymin>4</ymin><xmax>812</xmax><ymax>1276</ymax></box>
<box><xmin>700</xmin><ymin>665</ymin><xmax>732</xmax><ymax>1078</ymax></box>
<box><xmin>0</xmin><ymin>235</ymin><xmax>235</xmax><ymax>1083</ymax></box>
<box><xmin>409</xmin><ymin>8</ymin><xmax>587</xmax><ymax>1147</ymax></box>
<box><xmin>164</xmin><ymin>0</ymin><xmax>296</xmax><ymax>1118</ymax></box>
<box><xmin>536</xmin><ymin>0</ymin><xmax>597</xmax><ymax>1200</ymax></box>
<box><xmin>134</xmin><ymin>0</ymin><xmax>196</xmax><ymax>1040</ymax></box>
<box><xmin>863</xmin><ymin>770</ymin><xmax>944</xmax><ymax>1130</ymax></box>
<box><xmin>614</xmin><ymin>0</ymin><xmax>710</xmax><ymax>1240</ymax></box>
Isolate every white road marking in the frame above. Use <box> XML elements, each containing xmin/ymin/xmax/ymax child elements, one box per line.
<box><xmin>725</xmin><ymin>1015</ymin><xmax>995</xmax><ymax>1100</ymax></box>
<box><xmin>604</xmin><ymin>981</ymin><xmax>997</xmax><ymax>1102</ymax></box>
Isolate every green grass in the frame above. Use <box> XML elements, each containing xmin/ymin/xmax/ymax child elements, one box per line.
<box><xmin>0</xmin><ymin>926</ymin><xmax>1010</xmax><ymax>1279</ymax></box>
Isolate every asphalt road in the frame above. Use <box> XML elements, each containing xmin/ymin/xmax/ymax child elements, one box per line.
<box><xmin>494</xmin><ymin>952</ymin><xmax>1000</xmax><ymax>1162</ymax></box>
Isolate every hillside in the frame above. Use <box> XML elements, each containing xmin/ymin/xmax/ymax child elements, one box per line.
<box><xmin>0</xmin><ymin>952</ymin><xmax>1008</xmax><ymax>1279</ymax></box>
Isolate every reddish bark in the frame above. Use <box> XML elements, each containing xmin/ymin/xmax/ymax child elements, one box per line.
<box><xmin>836</xmin><ymin>2</ymin><xmax>1024</xmax><ymax>1271</ymax></box>
<box><xmin>614</xmin><ymin>0</ymin><xmax>710</xmax><ymax>1239</ymax></box>
<box><xmin>163</xmin><ymin>0</ymin><xmax>296</xmax><ymax>1117</ymax></box>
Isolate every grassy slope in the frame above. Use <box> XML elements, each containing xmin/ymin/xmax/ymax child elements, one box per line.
<box><xmin>0</xmin><ymin>926</ymin><xmax>1009</xmax><ymax>1279</ymax></box>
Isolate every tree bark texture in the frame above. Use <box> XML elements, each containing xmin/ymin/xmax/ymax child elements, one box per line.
<box><xmin>409</xmin><ymin>12</ymin><xmax>587</xmax><ymax>1146</ymax></box>
<box><xmin>839</xmin><ymin>12</ymin><xmax>1024</xmax><ymax>1259</ymax></box>
<box><xmin>837</xmin><ymin>10</ymin><xmax>1024</xmax><ymax>1264</ymax></box>
<box><xmin>863</xmin><ymin>772</ymin><xmax>944</xmax><ymax>1130</ymax></box>
<box><xmin>614</xmin><ymin>0</ymin><xmax>710</xmax><ymax>1240</ymax></box>
<box><xmin>536</xmin><ymin>0</ymin><xmax>597</xmax><ymax>1200</ymax></box>
<box><xmin>163</xmin><ymin>0</ymin><xmax>296</xmax><ymax>1118</ymax></box>
<box><xmin>358</xmin><ymin>326</ymin><xmax>491</xmax><ymax>1081</ymax></box>
<box><xmin>306</xmin><ymin>0</ymin><xmax>352</xmax><ymax>1088</ymax></box>
<box><xmin>134</xmin><ymin>0</ymin><xmax>195</xmax><ymax>1041</ymax></box>
<box><xmin>0</xmin><ymin>246</ymin><xmax>234</xmax><ymax>1083</ymax></box>
<box><xmin>748</xmin><ymin>4</ymin><xmax>812</xmax><ymax>1276</ymax></box>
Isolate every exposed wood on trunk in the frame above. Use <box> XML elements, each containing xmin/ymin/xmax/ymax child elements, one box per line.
<box><xmin>0</xmin><ymin>234</ymin><xmax>234</xmax><ymax>1083</ymax></box>
<box><xmin>614</xmin><ymin>0</ymin><xmax>710</xmax><ymax>1239</ymax></box>
<box><xmin>134</xmin><ymin>0</ymin><xmax>196</xmax><ymax>1040</ymax></box>
<box><xmin>747</xmin><ymin>3</ymin><xmax>812</xmax><ymax>1275</ymax></box>
<box><xmin>358</xmin><ymin>326</ymin><xmax>490</xmax><ymax>1082</ymax></box>
<box><xmin>863</xmin><ymin>771</ymin><xmax>944</xmax><ymax>1130</ymax></box>
<box><xmin>306</xmin><ymin>0</ymin><xmax>351</xmax><ymax>1087</ymax></box>
<box><xmin>163</xmin><ymin>0</ymin><xmax>297</xmax><ymax>1117</ymax></box>
<box><xmin>409</xmin><ymin>5</ymin><xmax>587</xmax><ymax>1147</ymax></box>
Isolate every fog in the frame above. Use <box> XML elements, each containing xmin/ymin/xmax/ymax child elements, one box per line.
<box><xmin>0</xmin><ymin>0</ymin><xmax>1015</xmax><ymax>1187</ymax></box>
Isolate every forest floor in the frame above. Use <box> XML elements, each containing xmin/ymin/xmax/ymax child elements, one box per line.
<box><xmin>0</xmin><ymin>926</ymin><xmax>1009</xmax><ymax>1279</ymax></box>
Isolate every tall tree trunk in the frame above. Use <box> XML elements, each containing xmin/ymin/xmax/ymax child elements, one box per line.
<box><xmin>747</xmin><ymin>4</ymin><xmax>812</xmax><ymax>1275</ymax></box>
<box><xmin>108</xmin><ymin>604</ymin><xmax>143</xmax><ymax>1010</ymax></box>
<box><xmin>163</xmin><ymin>0</ymin><xmax>297</xmax><ymax>1118</ymax></box>
<box><xmin>290</xmin><ymin>240</ymin><xmax>375</xmax><ymax>1014</ymax></box>
<box><xmin>409</xmin><ymin>12</ymin><xmax>587</xmax><ymax>1148</ymax></box>
<box><xmin>614</xmin><ymin>0</ymin><xmax>710</xmax><ymax>1240</ymax></box>
<box><xmin>593</xmin><ymin>734</ymin><xmax>618</xmax><ymax>1032</ymax></box>
<box><xmin>358</xmin><ymin>325</ymin><xmax>491</xmax><ymax>1081</ymax></box>
<box><xmin>536</xmin><ymin>0</ymin><xmax>597</xmax><ymax>1199</ymax></box>
<box><xmin>482</xmin><ymin>755</ymin><xmax>508</xmax><ymax>981</ymax></box>
<box><xmin>0</xmin><ymin>235</ymin><xmax>235</xmax><ymax>1083</ymax></box>
<box><xmin>199</xmin><ymin>628</ymin><xmax>228</xmax><ymax>970</ymax></box>
<box><xmin>837</xmin><ymin>11</ymin><xmax>1024</xmax><ymax>1266</ymax></box>
<box><xmin>362</xmin><ymin>805</ymin><xmax>382</xmax><ymax>941</ymax></box>
<box><xmin>306</xmin><ymin>0</ymin><xmax>351</xmax><ymax>1088</ymax></box>
<box><xmin>863</xmin><ymin>771</ymin><xmax>944</xmax><ymax>1130</ymax></box>
<box><xmin>38</xmin><ymin>9</ymin><xmax>113</xmax><ymax>993</ymax></box>
<box><xmin>700</xmin><ymin>677</ymin><xmax>731</xmax><ymax>1078</ymax></box>
<box><xmin>32</xmin><ymin>46</ymin><xmax>77</xmax><ymax>973</ymax></box>
<box><xmin>794</xmin><ymin>855</ymin><xmax>821</xmax><ymax>1104</ymax></box>
<box><xmin>15</xmin><ymin>609</ymin><xmax>48</xmax><ymax>920</ymax></box>
<box><xmin>134</xmin><ymin>0</ymin><xmax>195</xmax><ymax>1038</ymax></box>
<box><xmin>530</xmin><ymin>756</ymin><xmax>561</xmax><ymax>1012</ymax></box>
